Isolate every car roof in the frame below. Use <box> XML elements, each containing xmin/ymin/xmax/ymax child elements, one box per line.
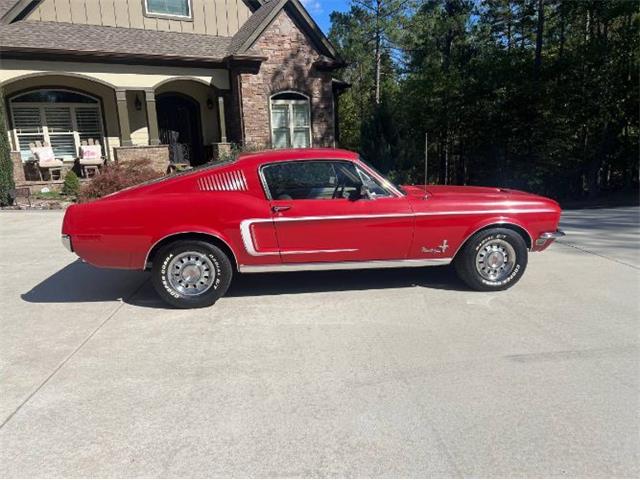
<box><xmin>236</xmin><ymin>148</ymin><xmax>359</xmax><ymax>167</ymax></box>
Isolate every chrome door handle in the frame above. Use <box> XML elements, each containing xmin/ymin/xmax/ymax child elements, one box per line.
<box><xmin>271</xmin><ymin>205</ymin><xmax>291</xmax><ymax>213</ymax></box>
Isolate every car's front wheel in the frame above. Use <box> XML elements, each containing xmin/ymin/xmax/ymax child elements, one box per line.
<box><xmin>151</xmin><ymin>240</ymin><xmax>233</xmax><ymax>308</ymax></box>
<box><xmin>454</xmin><ymin>228</ymin><xmax>528</xmax><ymax>291</ymax></box>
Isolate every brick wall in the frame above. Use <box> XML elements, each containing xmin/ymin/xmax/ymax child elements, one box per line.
<box><xmin>236</xmin><ymin>11</ymin><xmax>336</xmax><ymax>148</ymax></box>
<box><xmin>113</xmin><ymin>145</ymin><xmax>170</xmax><ymax>173</ymax></box>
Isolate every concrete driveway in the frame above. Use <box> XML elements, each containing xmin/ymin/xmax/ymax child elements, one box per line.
<box><xmin>1</xmin><ymin>206</ymin><xmax>638</xmax><ymax>477</ymax></box>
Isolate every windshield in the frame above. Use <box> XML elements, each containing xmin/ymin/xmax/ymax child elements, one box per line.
<box><xmin>358</xmin><ymin>156</ymin><xmax>406</xmax><ymax>196</ymax></box>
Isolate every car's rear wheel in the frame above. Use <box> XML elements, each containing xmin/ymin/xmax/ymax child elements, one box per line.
<box><xmin>454</xmin><ymin>228</ymin><xmax>528</xmax><ymax>291</ymax></box>
<box><xmin>151</xmin><ymin>240</ymin><xmax>233</xmax><ymax>308</ymax></box>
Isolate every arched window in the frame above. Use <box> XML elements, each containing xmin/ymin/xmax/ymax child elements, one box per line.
<box><xmin>270</xmin><ymin>91</ymin><xmax>311</xmax><ymax>149</ymax></box>
<box><xmin>10</xmin><ymin>89</ymin><xmax>105</xmax><ymax>161</ymax></box>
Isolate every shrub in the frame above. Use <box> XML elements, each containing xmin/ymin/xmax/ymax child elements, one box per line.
<box><xmin>0</xmin><ymin>89</ymin><xmax>15</xmax><ymax>206</ymax></box>
<box><xmin>217</xmin><ymin>142</ymin><xmax>267</xmax><ymax>164</ymax></box>
<box><xmin>61</xmin><ymin>171</ymin><xmax>81</xmax><ymax>197</ymax></box>
<box><xmin>78</xmin><ymin>158</ymin><xmax>164</xmax><ymax>202</ymax></box>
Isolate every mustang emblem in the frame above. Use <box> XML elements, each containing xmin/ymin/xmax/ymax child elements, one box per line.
<box><xmin>422</xmin><ymin>240</ymin><xmax>449</xmax><ymax>254</ymax></box>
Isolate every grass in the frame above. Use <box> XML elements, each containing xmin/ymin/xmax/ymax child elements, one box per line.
<box><xmin>31</xmin><ymin>191</ymin><xmax>75</xmax><ymax>201</ymax></box>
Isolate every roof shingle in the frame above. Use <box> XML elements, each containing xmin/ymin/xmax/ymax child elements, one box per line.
<box><xmin>0</xmin><ymin>0</ymin><xmax>16</xmax><ymax>19</ymax></box>
<box><xmin>0</xmin><ymin>20</ymin><xmax>233</xmax><ymax>61</ymax></box>
<box><xmin>0</xmin><ymin>0</ymin><xmax>340</xmax><ymax>65</ymax></box>
<box><xmin>228</xmin><ymin>0</ymin><xmax>285</xmax><ymax>54</ymax></box>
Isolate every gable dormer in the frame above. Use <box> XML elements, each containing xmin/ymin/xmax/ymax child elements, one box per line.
<box><xmin>22</xmin><ymin>0</ymin><xmax>254</xmax><ymax>36</ymax></box>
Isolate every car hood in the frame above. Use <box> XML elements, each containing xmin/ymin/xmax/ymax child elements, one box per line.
<box><xmin>403</xmin><ymin>184</ymin><xmax>548</xmax><ymax>200</ymax></box>
<box><xmin>401</xmin><ymin>184</ymin><xmax>561</xmax><ymax>212</ymax></box>
<box><xmin>405</xmin><ymin>184</ymin><xmax>517</xmax><ymax>196</ymax></box>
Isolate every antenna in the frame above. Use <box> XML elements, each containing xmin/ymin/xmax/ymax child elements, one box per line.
<box><xmin>424</xmin><ymin>132</ymin><xmax>428</xmax><ymax>197</ymax></box>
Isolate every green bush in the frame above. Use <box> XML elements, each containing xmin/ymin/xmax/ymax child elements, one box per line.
<box><xmin>217</xmin><ymin>142</ymin><xmax>267</xmax><ymax>164</ymax></box>
<box><xmin>61</xmin><ymin>171</ymin><xmax>81</xmax><ymax>197</ymax></box>
<box><xmin>0</xmin><ymin>89</ymin><xmax>15</xmax><ymax>206</ymax></box>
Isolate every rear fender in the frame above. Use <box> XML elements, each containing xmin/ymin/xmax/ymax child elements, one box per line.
<box><xmin>142</xmin><ymin>227</ymin><xmax>238</xmax><ymax>270</ymax></box>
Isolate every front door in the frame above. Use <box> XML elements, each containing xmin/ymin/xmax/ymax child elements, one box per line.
<box><xmin>157</xmin><ymin>93</ymin><xmax>204</xmax><ymax>165</ymax></box>
<box><xmin>261</xmin><ymin>160</ymin><xmax>414</xmax><ymax>263</ymax></box>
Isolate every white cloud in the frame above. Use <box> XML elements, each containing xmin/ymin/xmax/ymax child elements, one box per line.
<box><xmin>301</xmin><ymin>0</ymin><xmax>323</xmax><ymax>14</ymax></box>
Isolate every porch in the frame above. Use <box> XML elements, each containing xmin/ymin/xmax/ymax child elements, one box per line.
<box><xmin>1</xmin><ymin>59</ymin><xmax>235</xmax><ymax>185</ymax></box>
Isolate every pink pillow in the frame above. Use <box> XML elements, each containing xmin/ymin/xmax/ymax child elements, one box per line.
<box><xmin>80</xmin><ymin>144</ymin><xmax>102</xmax><ymax>160</ymax></box>
<box><xmin>32</xmin><ymin>146</ymin><xmax>56</xmax><ymax>164</ymax></box>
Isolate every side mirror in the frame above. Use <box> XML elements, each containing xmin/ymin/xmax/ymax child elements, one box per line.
<box><xmin>349</xmin><ymin>184</ymin><xmax>371</xmax><ymax>201</ymax></box>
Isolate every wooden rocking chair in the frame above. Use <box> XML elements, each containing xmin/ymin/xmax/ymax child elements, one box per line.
<box><xmin>29</xmin><ymin>141</ymin><xmax>63</xmax><ymax>181</ymax></box>
<box><xmin>79</xmin><ymin>139</ymin><xmax>105</xmax><ymax>178</ymax></box>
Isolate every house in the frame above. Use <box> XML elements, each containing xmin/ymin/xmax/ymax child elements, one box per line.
<box><xmin>0</xmin><ymin>0</ymin><xmax>348</xmax><ymax>186</ymax></box>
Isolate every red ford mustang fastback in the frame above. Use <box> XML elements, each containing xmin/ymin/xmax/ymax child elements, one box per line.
<box><xmin>61</xmin><ymin>148</ymin><xmax>564</xmax><ymax>308</ymax></box>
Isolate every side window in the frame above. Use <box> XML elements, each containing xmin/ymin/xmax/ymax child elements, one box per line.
<box><xmin>262</xmin><ymin>161</ymin><xmax>362</xmax><ymax>200</ymax></box>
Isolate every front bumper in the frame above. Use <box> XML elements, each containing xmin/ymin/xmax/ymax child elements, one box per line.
<box><xmin>61</xmin><ymin>234</ymin><xmax>73</xmax><ymax>252</ymax></box>
<box><xmin>535</xmin><ymin>229</ymin><xmax>565</xmax><ymax>246</ymax></box>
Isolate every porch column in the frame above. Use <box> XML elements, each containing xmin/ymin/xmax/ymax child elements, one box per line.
<box><xmin>115</xmin><ymin>89</ymin><xmax>132</xmax><ymax>147</ymax></box>
<box><xmin>218</xmin><ymin>96</ymin><xmax>228</xmax><ymax>143</ymax></box>
<box><xmin>144</xmin><ymin>89</ymin><xmax>161</xmax><ymax>145</ymax></box>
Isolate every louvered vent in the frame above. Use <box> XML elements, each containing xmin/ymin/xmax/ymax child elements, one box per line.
<box><xmin>198</xmin><ymin>170</ymin><xmax>248</xmax><ymax>192</ymax></box>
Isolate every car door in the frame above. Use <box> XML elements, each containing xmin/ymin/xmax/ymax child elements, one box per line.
<box><xmin>261</xmin><ymin>159</ymin><xmax>414</xmax><ymax>263</ymax></box>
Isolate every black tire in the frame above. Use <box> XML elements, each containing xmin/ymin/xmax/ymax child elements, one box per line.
<box><xmin>454</xmin><ymin>228</ymin><xmax>528</xmax><ymax>291</ymax></box>
<box><xmin>151</xmin><ymin>240</ymin><xmax>233</xmax><ymax>308</ymax></box>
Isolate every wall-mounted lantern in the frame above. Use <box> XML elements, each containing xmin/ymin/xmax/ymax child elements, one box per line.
<box><xmin>134</xmin><ymin>94</ymin><xmax>142</xmax><ymax>111</ymax></box>
<box><xmin>206</xmin><ymin>96</ymin><xmax>214</xmax><ymax>110</ymax></box>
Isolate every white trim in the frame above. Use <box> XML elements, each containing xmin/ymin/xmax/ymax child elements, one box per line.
<box><xmin>198</xmin><ymin>170</ymin><xmax>248</xmax><ymax>192</ymax></box>
<box><xmin>239</xmin><ymin>257</ymin><xmax>453</xmax><ymax>273</ymax></box>
<box><xmin>239</xmin><ymin>212</ymin><xmax>550</xmax><ymax>257</ymax></box>
<box><xmin>269</xmin><ymin>91</ymin><xmax>312</xmax><ymax>149</ymax></box>
<box><xmin>239</xmin><ymin>218</ymin><xmax>358</xmax><ymax>257</ymax></box>
<box><xmin>144</xmin><ymin>0</ymin><xmax>192</xmax><ymax>19</ymax></box>
<box><xmin>9</xmin><ymin>89</ymin><xmax>105</xmax><ymax>161</ymax></box>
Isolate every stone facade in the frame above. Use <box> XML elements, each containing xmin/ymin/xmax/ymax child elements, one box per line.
<box><xmin>210</xmin><ymin>142</ymin><xmax>233</xmax><ymax>162</ymax></box>
<box><xmin>10</xmin><ymin>151</ymin><xmax>25</xmax><ymax>183</ymax></box>
<box><xmin>234</xmin><ymin>11</ymin><xmax>336</xmax><ymax>148</ymax></box>
<box><xmin>113</xmin><ymin>145</ymin><xmax>170</xmax><ymax>173</ymax></box>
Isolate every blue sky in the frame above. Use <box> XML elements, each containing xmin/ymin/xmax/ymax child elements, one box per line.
<box><xmin>301</xmin><ymin>0</ymin><xmax>350</xmax><ymax>34</ymax></box>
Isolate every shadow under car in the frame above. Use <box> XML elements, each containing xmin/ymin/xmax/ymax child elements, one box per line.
<box><xmin>21</xmin><ymin>259</ymin><xmax>468</xmax><ymax>309</ymax></box>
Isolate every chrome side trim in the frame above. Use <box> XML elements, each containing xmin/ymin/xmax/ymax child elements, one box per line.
<box><xmin>413</xmin><ymin>209</ymin><xmax>555</xmax><ymax>216</ymax></box>
<box><xmin>198</xmin><ymin>170</ymin><xmax>248</xmax><ymax>192</ymax></box>
<box><xmin>143</xmin><ymin>231</ymin><xmax>238</xmax><ymax>269</ymax></box>
<box><xmin>281</xmin><ymin>248</ymin><xmax>359</xmax><ymax>255</ymax></box>
<box><xmin>239</xmin><ymin>257</ymin><xmax>452</xmax><ymax>273</ymax></box>
<box><xmin>250</xmin><ymin>210</ymin><xmax>554</xmax><ymax>225</ymax></box>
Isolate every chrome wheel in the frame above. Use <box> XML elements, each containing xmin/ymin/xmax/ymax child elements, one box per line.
<box><xmin>166</xmin><ymin>251</ymin><xmax>216</xmax><ymax>296</ymax></box>
<box><xmin>475</xmin><ymin>239</ymin><xmax>516</xmax><ymax>282</ymax></box>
